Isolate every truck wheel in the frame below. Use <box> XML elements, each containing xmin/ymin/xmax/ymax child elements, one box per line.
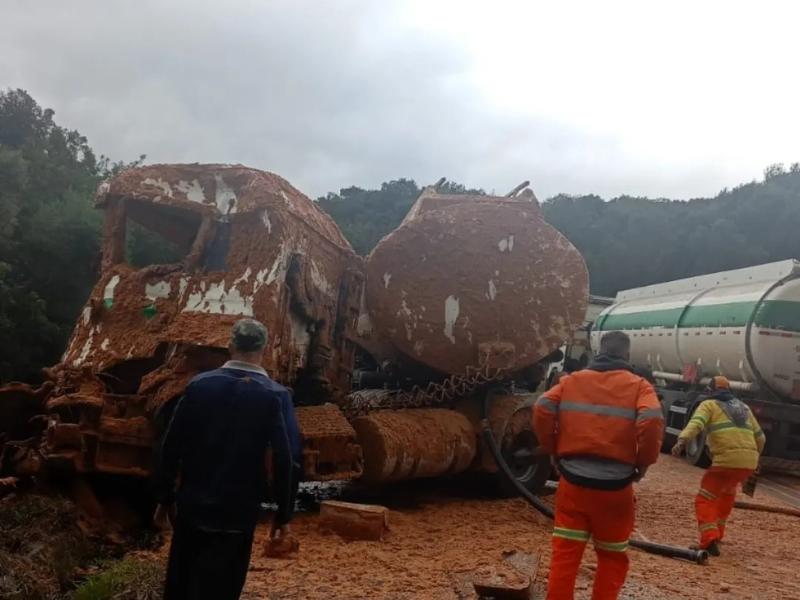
<box><xmin>685</xmin><ymin>429</ymin><xmax>711</xmax><ymax>468</ymax></box>
<box><xmin>496</xmin><ymin>429</ymin><xmax>551</xmax><ymax>497</ymax></box>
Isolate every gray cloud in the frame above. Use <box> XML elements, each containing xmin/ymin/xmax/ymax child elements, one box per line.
<box><xmin>1</xmin><ymin>1</ymin><xmax>792</xmax><ymax>200</ymax></box>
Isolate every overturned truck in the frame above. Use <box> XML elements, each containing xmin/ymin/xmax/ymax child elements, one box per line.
<box><xmin>0</xmin><ymin>164</ymin><xmax>588</xmax><ymax>494</ymax></box>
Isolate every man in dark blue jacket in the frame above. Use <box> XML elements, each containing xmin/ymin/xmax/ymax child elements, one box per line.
<box><xmin>154</xmin><ymin>318</ymin><xmax>298</xmax><ymax>600</ymax></box>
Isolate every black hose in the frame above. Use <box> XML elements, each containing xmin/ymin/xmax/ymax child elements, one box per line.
<box><xmin>480</xmin><ymin>396</ymin><xmax>708</xmax><ymax>565</ymax></box>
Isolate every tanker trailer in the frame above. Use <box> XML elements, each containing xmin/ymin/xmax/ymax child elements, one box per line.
<box><xmin>0</xmin><ymin>169</ymin><xmax>588</xmax><ymax>502</ymax></box>
<box><xmin>347</xmin><ymin>182</ymin><xmax>589</xmax><ymax>492</ymax></box>
<box><xmin>590</xmin><ymin>260</ymin><xmax>800</xmax><ymax>468</ymax></box>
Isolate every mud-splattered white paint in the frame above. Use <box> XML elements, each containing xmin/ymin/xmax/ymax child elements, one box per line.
<box><xmin>178</xmin><ymin>277</ymin><xmax>189</xmax><ymax>300</ymax></box>
<box><xmin>81</xmin><ymin>306</ymin><xmax>91</xmax><ymax>326</ymax></box>
<box><xmin>233</xmin><ymin>268</ymin><xmax>252</xmax><ymax>287</ymax></box>
<box><xmin>356</xmin><ymin>312</ymin><xmax>374</xmax><ymax>337</ymax></box>
<box><xmin>413</xmin><ymin>340</ymin><xmax>425</xmax><ymax>355</ymax></box>
<box><xmin>214</xmin><ymin>174</ymin><xmax>237</xmax><ymax>214</ymax></box>
<box><xmin>498</xmin><ymin>235</ymin><xmax>515</xmax><ymax>252</ymax></box>
<box><xmin>309</xmin><ymin>260</ymin><xmax>331</xmax><ymax>294</ymax></box>
<box><xmin>261</xmin><ymin>209</ymin><xmax>272</xmax><ymax>233</ymax></box>
<box><xmin>145</xmin><ymin>280</ymin><xmax>172</xmax><ymax>300</ymax></box>
<box><xmin>487</xmin><ymin>280</ymin><xmax>497</xmax><ymax>301</ymax></box>
<box><xmin>74</xmin><ymin>325</ymin><xmax>100</xmax><ymax>365</ymax></box>
<box><xmin>184</xmin><ymin>281</ymin><xmax>253</xmax><ymax>316</ymax></box>
<box><xmin>143</xmin><ymin>178</ymin><xmax>173</xmax><ymax>197</ymax></box>
<box><xmin>262</xmin><ymin>242</ymin><xmax>292</xmax><ymax>288</ymax></box>
<box><xmin>176</xmin><ymin>179</ymin><xmax>206</xmax><ymax>203</ymax></box>
<box><xmin>383</xmin><ymin>273</ymin><xmax>391</xmax><ymax>289</ymax></box>
<box><xmin>397</xmin><ymin>299</ymin><xmax>416</xmax><ymax>341</ymax></box>
<box><xmin>444</xmin><ymin>295</ymin><xmax>460</xmax><ymax>344</ymax></box>
<box><xmin>100</xmin><ymin>338</ymin><xmax>110</xmax><ymax>351</ymax></box>
<box><xmin>103</xmin><ymin>275</ymin><xmax>121</xmax><ymax>303</ymax></box>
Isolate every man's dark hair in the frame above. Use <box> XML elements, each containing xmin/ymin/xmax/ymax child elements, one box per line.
<box><xmin>599</xmin><ymin>331</ymin><xmax>631</xmax><ymax>359</ymax></box>
<box><xmin>231</xmin><ymin>318</ymin><xmax>268</xmax><ymax>353</ymax></box>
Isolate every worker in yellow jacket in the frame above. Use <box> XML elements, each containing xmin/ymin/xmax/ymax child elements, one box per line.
<box><xmin>671</xmin><ymin>376</ymin><xmax>765</xmax><ymax>556</ymax></box>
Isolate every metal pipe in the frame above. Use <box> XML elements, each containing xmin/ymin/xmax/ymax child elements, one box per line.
<box><xmin>651</xmin><ymin>371</ymin><xmax>755</xmax><ymax>393</ymax></box>
<box><xmin>734</xmin><ymin>499</ymin><xmax>800</xmax><ymax>518</ymax></box>
<box><xmin>505</xmin><ymin>181</ymin><xmax>531</xmax><ymax>197</ymax></box>
<box><xmin>480</xmin><ymin>397</ymin><xmax>708</xmax><ymax>565</ymax></box>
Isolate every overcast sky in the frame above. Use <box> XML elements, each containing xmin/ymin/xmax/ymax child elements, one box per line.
<box><xmin>2</xmin><ymin>0</ymin><xmax>799</xmax><ymax>200</ymax></box>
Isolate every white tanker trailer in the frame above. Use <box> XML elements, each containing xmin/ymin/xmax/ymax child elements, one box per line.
<box><xmin>590</xmin><ymin>260</ymin><xmax>800</xmax><ymax>467</ymax></box>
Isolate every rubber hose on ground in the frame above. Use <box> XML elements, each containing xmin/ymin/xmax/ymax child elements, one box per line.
<box><xmin>480</xmin><ymin>394</ymin><xmax>708</xmax><ymax>565</ymax></box>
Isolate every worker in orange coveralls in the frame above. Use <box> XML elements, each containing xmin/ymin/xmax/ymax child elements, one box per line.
<box><xmin>671</xmin><ymin>376</ymin><xmax>765</xmax><ymax>557</ymax></box>
<box><xmin>533</xmin><ymin>331</ymin><xmax>664</xmax><ymax>600</ymax></box>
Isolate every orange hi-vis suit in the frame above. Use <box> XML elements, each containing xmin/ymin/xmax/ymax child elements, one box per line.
<box><xmin>678</xmin><ymin>380</ymin><xmax>765</xmax><ymax>549</ymax></box>
<box><xmin>533</xmin><ymin>356</ymin><xmax>664</xmax><ymax>600</ymax></box>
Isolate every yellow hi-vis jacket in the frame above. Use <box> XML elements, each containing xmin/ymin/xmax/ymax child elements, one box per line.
<box><xmin>679</xmin><ymin>398</ymin><xmax>765</xmax><ymax>470</ymax></box>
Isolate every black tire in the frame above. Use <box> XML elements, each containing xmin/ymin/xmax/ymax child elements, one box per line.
<box><xmin>495</xmin><ymin>428</ymin><xmax>551</xmax><ymax>497</ymax></box>
<box><xmin>685</xmin><ymin>428</ymin><xmax>711</xmax><ymax>468</ymax></box>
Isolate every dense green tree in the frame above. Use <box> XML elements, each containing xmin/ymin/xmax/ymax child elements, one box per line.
<box><xmin>0</xmin><ymin>89</ymin><xmax>142</xmax><ymax>382</ymax></box>
<box><xmin>541</xmin><ymin>169</ymin><xmax>800</xmax><ymax>296</ymax></box>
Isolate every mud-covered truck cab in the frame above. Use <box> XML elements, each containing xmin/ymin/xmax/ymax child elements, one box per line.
<box><xmin>12</xmin><ymin>164</ymin><xmax>364</xmax><ymax>481</ymax></box>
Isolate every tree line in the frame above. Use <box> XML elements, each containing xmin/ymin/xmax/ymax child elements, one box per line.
<box><xmin>2</xmin><ymin>88</ymin><xmax>799</xmax><ymax>382</ymax></box>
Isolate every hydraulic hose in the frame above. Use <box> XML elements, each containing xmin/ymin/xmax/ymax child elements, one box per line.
<box><xmin>480</xmin><ymin>395</ymin><xmax>708</xmax><ymax>565</ymax></box>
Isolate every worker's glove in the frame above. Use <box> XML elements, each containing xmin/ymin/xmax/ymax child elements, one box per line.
<box><xmin>670</xmin><ymin>439</ymin><xmax>687</xmax><ymax>457</ymax></box>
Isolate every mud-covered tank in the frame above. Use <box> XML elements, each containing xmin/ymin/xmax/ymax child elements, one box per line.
<box><xmin>591</xmin><ymin>260</ymin><xmax>800</xmax><ymax>401</ymax></box>
<box><xmin>363</xmin><ymin>187</ymin><xmax>589</xmax><ymax>375</ymax></box>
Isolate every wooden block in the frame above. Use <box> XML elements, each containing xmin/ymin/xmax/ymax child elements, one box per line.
<box><xmin>319</xmin><ymin>500</ymin><xmax>389</xmax><ymax>541</ymax></box>
<box><xmin>503</xmin><ymin>550</ymin><xmax>539</xmax><ymax>585</ymax></box>
<box><xmin>472</xmin><ymin>566</ymin><xmax>531</xmax><ymax>600</ymax></box>
<box><xmin>264</xmin><ymin>534</ymin><xmax>300</xmax><ymax>558</ymax></box>
<box><xmin>470</xmin><ymin>551</ymin><xmax>538</xmax><ymax>600</ymax></box>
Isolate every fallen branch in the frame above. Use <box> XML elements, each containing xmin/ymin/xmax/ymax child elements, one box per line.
<box><xmin>734</xmin><ymin>499</ymin><xmax>800</xmax><ymax>518</ymax></box>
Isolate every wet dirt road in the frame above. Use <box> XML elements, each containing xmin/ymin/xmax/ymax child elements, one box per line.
<box><xmin>240</xmin><ymin>457</ymin><xmax>800</xmax><ymax>599</ymax></box>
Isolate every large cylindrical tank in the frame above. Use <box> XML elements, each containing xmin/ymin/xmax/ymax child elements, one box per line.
<box><xmin>364</xmin><ymin>191</ymin><xmax>589</xmax><ymax>374</ymax></box>
<box><xmin>591</xmin><ymin>260</ymin><xmax>800</xmax><ymax>401</ymax></box>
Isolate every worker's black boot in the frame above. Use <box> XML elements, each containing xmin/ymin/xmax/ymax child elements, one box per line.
<box><xmin>706</xmin><ymin>541</ymin><xmax>721</xmax><ymax>557</ymax></box>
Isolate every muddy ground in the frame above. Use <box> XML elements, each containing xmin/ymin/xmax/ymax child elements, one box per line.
<box><xmin>9</xmin><ymin>455</ymin><xmax>796</xmax><ymax>599</ymax></box>
<box><xmin>236</xmin><ymin>456</ymin><xmax>800</xmax><ymax>600</ymax></box>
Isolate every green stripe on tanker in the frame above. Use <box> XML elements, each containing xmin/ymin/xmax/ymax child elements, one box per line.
<box><xmin>595</xmin><ymin>300</ymin><xmax>800</xmax><ymax>332</ymax></box>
